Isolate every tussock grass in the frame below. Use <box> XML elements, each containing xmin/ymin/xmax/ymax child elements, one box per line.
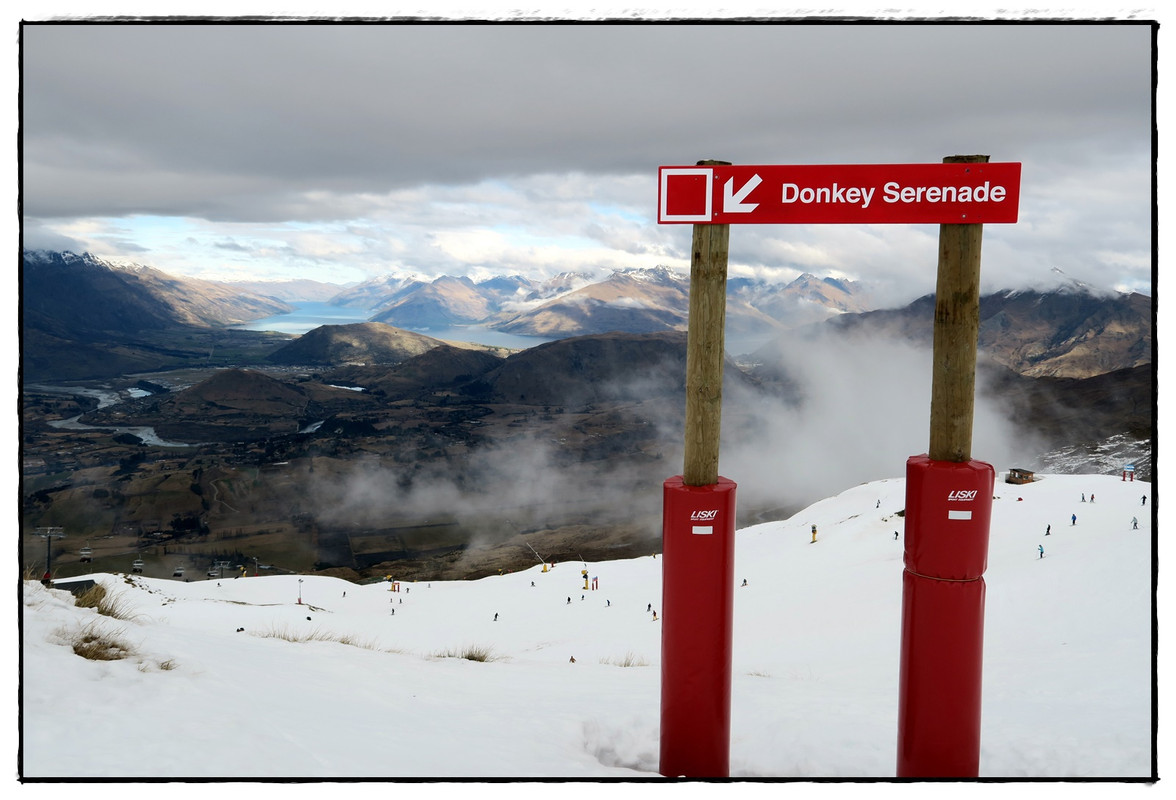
<box><xmin>74</xmin><ymin>584</ymin><xmax>141</xmax><ymax>621</ymax></box>
<box><xmin>251</xmin><ymin>624</ymin><xmax>384</xmax><ymax>652</ymax></box>
<box><xmin>599</xmin><ymin>651</ymin><xmax>649</xmax><ymax>667</ymax></box>
<box><xmin>58</xmin><ymin>621</ymin><xmax>135</xmax><ymax>661</ymax></box>
<box><xmin>433</xmin><ymin>644</ymin><xmax>500</xmax><ymax>662</ymax></box>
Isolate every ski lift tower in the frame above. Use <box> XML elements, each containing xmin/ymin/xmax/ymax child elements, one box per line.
<box><xmin>34</xmin><ymin>526</ymin><xmax>66</xmax><ymax>579</ymax></box>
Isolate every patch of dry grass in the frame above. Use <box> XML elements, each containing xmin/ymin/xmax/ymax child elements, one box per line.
<box><xmin>73</xmin><ymin>583</ymin><xmax>140</xmax><ymax>621</ymax></box>
<box><xmin>599</xmin><ymin>651</ymin><xmax>649</xmax><ymax>667</ymax></box>
<box><xmin>251</xmin><ymin>624</ymin><xmax>386</xmax><ymax>652</ymax></box>
<box><xmin>57</xmin><ymin>621</ymin><xmax>135</xmax><ymax>661</ymax></box>
<box><xmin>433</xmin><ymin>644</ymin><xmax>500</xmax><ymax>662</ymax></box>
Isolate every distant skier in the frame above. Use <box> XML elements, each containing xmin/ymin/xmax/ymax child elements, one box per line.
<box><xmin>567</xmin><ymin>597</ymin><xmax>571</xmax><ymax>605</ymax></box>
<box><xmin>1142</xmin><ymin>495</ymin><xmax>1147</xmax><ymax>505</ymax></box>
<box><xmin>1132</xmin><ymin>517</ymin><xmax>1139</xmax><ymax>530</ymax></box>
<box><xmin>1072</xmin><ymin>514</ymin><xmax>1077</xmax><ymax>526</ymax></box>
<box><xmin>1090</xmin><ymin>494</ymin><xmax>1095</xmax><ymax>503</ymax></box>
<box><xmin>494</xmin><ymin>612</ymin><xmax>498</xmax><ymax>622</ymax></box>
<box><xmin>652</xmin><ymin>611</ymin><xmax>658</xmax><ymax>621</ymax></box>
<box><xmin>1081</xmin><ymin>493</ymin><xmax>1086</xmax><ymax>502</ymax></box>
<box><xmin>741</xmin><ymin>579</ymin><xmax>748</xmax><ymax>587</ymax></box>
<box><xmin>647</xmin><ymin>603</ymin><xmax>652</xmax><ymax>612</ymax></box>
<box><xmin>1046</xmin><ymin>524</ymin><xmax>1051</xmax><ymax>536</ymax></box>
<box><xmin>1039</xmin><ymin>545</ymin><xmax>1045</xmax><ymax>559</ymax></box>
<box><xmin>894</xmin><ymin>531</ymin><xmax>899</xmax><ymax>540</ymax></box>
<box><xmin>606</xmin><ymin>600</ymin><xmax>610</xmax><ymax>607</ymax></box>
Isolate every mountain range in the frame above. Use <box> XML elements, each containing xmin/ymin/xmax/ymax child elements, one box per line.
<box><xmin>337</xmin><ymin>266</ymin><xmax>868</xmax><ymax>338</ymax></box>
<box><xmin>21</xmin><ymin>251</ymin><xmax>296</xmax><ymax>380</ymax></box>
<box><xmin>22</xmin><ymin>250</ymin><xmax>295</xmax><ymax>333</ymax></box>
<box><xmin>813</xmin><ymin>287</ymin><xmax>1152</xmax><ymax>379</ymax></box>
<box><xmin>20</xmin><ymin>251</ymin><xmax>1152</xmax><ymax>386</ymax></box>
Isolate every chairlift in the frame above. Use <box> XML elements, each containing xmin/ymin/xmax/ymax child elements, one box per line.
<box><xmin>131</xmin><ymin>557</ymin><xmax>145</xmax><ymax>573</ymax></box>
<box><xmin>172</xmin><ymin>566</ymin><xmax>185</xmax><ymax>578</ymax></box>
<box><xmin>79</xmin><ymin>545</ymin><xmax>93</xmax><ymax>563</ymax></box>
<box><xmin>207</xmin><ymin>567</ymin><xmax>219</xmax><ymax>577</ymax></box>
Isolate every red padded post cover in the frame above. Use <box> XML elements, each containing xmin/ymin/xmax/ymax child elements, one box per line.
<box><xmin>659</xmin><ymin>475</ymin><xmax>737</xmax><ymax>778</ymax></box>
<box><xmin>897</xmin><ymin>455</ymin><xmax>995</xmax><ymax>777</ymax></box>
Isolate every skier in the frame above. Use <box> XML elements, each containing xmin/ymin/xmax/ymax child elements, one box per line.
<box><xmin>1142</xmin><ymin>495</ymin><xmax>1147</xmax><ymax>505</ymax></box>
<box><xmin>1081</xmin><ymin>493</ymin><xmax>1086</xmax><ymax>502</ymax></box>
<box><xmin>606</xmin><ymin>600</ymin><xmax>611</xmax><ymax>607</ymax></box>
<box><xmin>494</xmin><ymin>612</ymin><xmax>498</xmax><ymax>622</ymax></box>
<box><xmin>647</xmin><ymin>603</ymin><xmax>652</xmax><ymax>612</ymax></box>
<box><xmin>567</xmin><ymin>597</ymin><xmax>571</xmax><ymax>605</ymax></box>
<box><xmin>894</xmin><ymin>531</ymin><xmax>899</xmax><ymax>540</ymax></box>
<box><xmin>1132</xmin><ymin>517</ymin><xmax>1139</xmax><ymax>530</ymax></box>
<box><xmin>1091</xmin><ymin>494</ymin><xmax>1095</xmax><ymax>503</ymax></box>
<box><xmin>652</xmin><ymin>611</ymin><xmax>658</xmax><ymax>621</ymax></box>
<box><xmin>1046</xmin><ymin>524</ymin><xmax>1051</xmax><ymax>536</ymax></box>
<box><xmin>741</xmin><ymin>579</ymin><xmax>748</xmax><ymax>587</ymax></box>
<box><xmin>1072</xmin><ymin>513</ymin><xmax>1077</xmax><ymax>526</ymax></box>
<box><xmin>1039</xmin><ymin>544</ymin><xmax>1045</xmax><ymax>559</ymax></box>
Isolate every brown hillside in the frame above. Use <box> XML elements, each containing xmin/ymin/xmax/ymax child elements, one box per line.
<box><xmin>474</xmin><ymin>330</ymin><xmax>755</xmax><ymax>407</ymax></box>
<box><xmin>266</xmin><ymin>322</ymin><xmax>443</xmax><ymax>366</ymax></box>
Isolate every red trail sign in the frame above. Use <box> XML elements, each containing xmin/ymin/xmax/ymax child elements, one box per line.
<box><xmin>658</xmin><ymin>162</ymin><xmax>1021</xmax><ymax>225</ymax></box>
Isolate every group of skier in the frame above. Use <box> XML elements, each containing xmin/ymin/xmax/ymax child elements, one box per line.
<box><xmin>1038</xmin><ymin>491</ymin><xmax>1146</xmax><ymax>559</ymax></box>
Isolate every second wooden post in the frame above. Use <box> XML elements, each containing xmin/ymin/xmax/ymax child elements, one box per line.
<box><xmin>897</xmin><ymin>154</ymin><xmax>996</xmax><ymax>778</ymax></box>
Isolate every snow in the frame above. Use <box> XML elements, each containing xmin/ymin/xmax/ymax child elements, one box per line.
<box><xmin>17</xmin><ymin>472</ymin><xmax>1158</xmax><ymax>785</ymax></box>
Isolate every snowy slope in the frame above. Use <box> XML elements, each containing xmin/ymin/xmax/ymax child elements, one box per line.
<box><xmin>19</xmin><ymin>473</ymin><xmax>1155</xmax><ymax>780</ymax></box>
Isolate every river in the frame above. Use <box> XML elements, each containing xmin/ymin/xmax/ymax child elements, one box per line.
<box><xmin>26</xmin><ymin>383</ymin><xmax>196</xmax><ymax>447</ymax></box>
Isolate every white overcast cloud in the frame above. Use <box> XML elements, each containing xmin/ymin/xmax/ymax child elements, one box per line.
<box><xmin>18</xmin><ymin>13</ymin><xmax>1157</xmax><ymax>304</ymax></box>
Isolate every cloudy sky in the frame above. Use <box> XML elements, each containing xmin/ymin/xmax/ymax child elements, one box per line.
<box><xmin>19</xmin><ymin>10</ymin><xmax>1157</xmax><ymax>306</ymax></box>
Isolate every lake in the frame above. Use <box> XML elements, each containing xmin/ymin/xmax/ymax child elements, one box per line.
<box><xmin>236</xmin><ymin>303</ymin><xmax>553</xmax><ymax>350</ymax></box>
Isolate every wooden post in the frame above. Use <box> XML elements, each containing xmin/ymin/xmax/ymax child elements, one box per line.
<box><xmin>683</xmin><ymin>160</ymin><xmax>731</xmax><ymax>486</ymax></box>
<box><xmin>928</xmin><ymin>154</ymin><xmax>989</xmax><ymax>462</ymax></box>
<box><xmin>660</xmin><ymin>159</ymin><xmax>737</xmax><ymax>778</ymax></box>
<box><xmin>897</xmin><ymin>154</ymin><xmax>995</xmax><ymax>778</ymax></box>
